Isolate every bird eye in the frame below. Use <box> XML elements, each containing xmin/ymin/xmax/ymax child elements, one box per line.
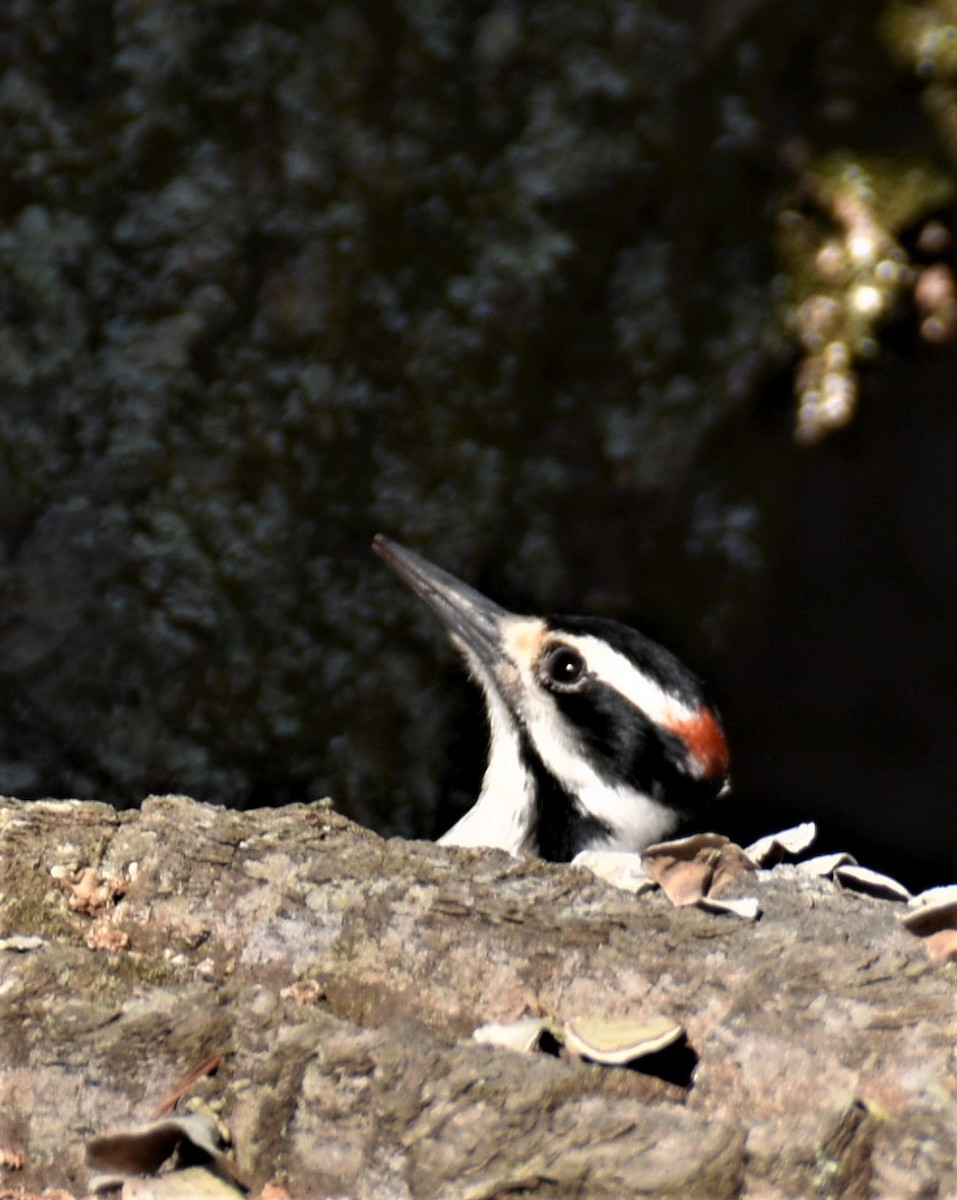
<box><xmin>542</xmin><ymin>644</ymin><xmax>586</xmax><ymax>689</ymax></box>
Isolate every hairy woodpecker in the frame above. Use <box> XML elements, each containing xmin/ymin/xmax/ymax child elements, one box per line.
<box><xmin>373</xmin><ymin>535</ymin><xmax>730</xmax><ymax>862</ymax></box>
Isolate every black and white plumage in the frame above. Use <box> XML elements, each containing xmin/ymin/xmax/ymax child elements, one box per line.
<box><xmin>373</xmin><ymin>535</ymin><xmax>730</xmax><ymax>862</ymax></box>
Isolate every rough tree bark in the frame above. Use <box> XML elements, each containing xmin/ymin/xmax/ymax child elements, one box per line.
<box><xmin>0</xmin><ymin>794</ymin><xmax>954</xmax><ymax>1198</ymax></box>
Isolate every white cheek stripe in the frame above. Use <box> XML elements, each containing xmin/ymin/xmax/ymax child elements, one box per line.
<box><xmin>521</xmin><ymin>676</ymin><xmax>683</xmax><ymax>851</ymax></box>
<box><xmin>559</xmin><ymin>633</ymin><xmax>694</xmax><ymax>727</ymax></box>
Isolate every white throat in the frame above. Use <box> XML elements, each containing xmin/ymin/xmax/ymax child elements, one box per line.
<box><xmin>438</xmin><ymin>663</ymin><xmax>536</xmax><ymax>855</ymax></box>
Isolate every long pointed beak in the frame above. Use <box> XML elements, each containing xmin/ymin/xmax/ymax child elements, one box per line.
<box><xmin>373</xmin><ymin>535</ymin><xmax>507</xmax><ymax>667</ymax></box>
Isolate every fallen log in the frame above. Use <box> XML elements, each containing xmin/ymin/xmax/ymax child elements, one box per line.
<box><xmin>0</xmin><ymin>794</ymin><xmax>953</xmax><ymax>1198</ymax></box>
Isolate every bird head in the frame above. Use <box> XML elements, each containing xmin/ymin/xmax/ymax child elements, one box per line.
<box><xmin>374</xmin><ymin>534</ymin><xmax>730</xmax><ymax>861</ymax></box>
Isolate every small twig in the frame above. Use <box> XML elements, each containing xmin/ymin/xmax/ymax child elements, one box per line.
<box><xmin>151</xmin><ymin>1053</ymin><xmax>223</xmax><ymax>1118</ymax></box>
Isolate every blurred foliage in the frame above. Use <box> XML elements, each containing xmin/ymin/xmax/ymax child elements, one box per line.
<box><xmin>0</xmin><ymin>0</ymin><xmax>954</xmax><ymax>834</ymax></box>
<box><xmin>777</xmin><ymin>155</ymin><xmax>953</xmax><ymax>442</ymax></box>
<box><xmin>772</xmin><ymin>0</ymin><xmax>957</xmax><ymax>443</ymax></box>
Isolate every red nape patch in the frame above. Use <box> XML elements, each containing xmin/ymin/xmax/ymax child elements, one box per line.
<box><xmin>670</xmin><ymin>707</ymin><xmax>730</xmax><ymax>780</ymax></box>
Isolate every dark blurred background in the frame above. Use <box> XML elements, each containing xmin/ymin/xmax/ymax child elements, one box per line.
<box><xmin>0</xmin><ymin>0</ymin><xmax>954</xmax><ymax>887</ymax></box>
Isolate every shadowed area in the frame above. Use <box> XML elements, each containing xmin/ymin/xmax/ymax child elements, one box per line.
<box><xmin>0</xmin><ymin>1</ymin><xmax>954</xmax><ymax>886</ymax></box>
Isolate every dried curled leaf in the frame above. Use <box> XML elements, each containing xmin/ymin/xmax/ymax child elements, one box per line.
<box><xmin>473</xmin><ymin>1017</ymin><xmax>547</xmax><ymax>1054</ymax></box>
<box><xmin>87</xmin><ymin>1111</ymin><xmax>243</xmax><ymax>1187</ymax></box>
<box><xmin>910</xmin><ymin>883</ymin><xmax>957</xmax><ymax>909</ymax></box>
<box><xmin>900</xmin><ymin>889</ymin><xmax>957</xmax><ymax>962</ymax></box>
<box><xmin>642</xmin><ymin>834</ymin><xmax>728</xmax><ymax>906</ymax></box>
<box><xmin>834</xmin><ymin>864</ymin><xmax>911</xmax><ymax>902</ymax></box>
<box><xmin>643</xmin><ymin>832</ymin><xmax>729</xmax><ymax>859</ymax></box>
<box><xmin>708</xmin><ymin>844</ymin><xmax>756</xmax><ymax>897</ymax></box>
<box><xmin>697</xmin><ymin>895</ymin><xmax>761</xmax><ymax>921</ymax></box>
<box><xmin>560</xmin><ymin>1014</ymin><xmax>685</xmax><ymax>1065</ymax></box>
<box><xmin>745</xmin><ymin>822</ymin><xmax>817</xmax><ymax>866</ymax></box>
<box><xmin>797</xmin><ymin>852</ymin><xmax>857</xmax><ymax>878</ymax></box>
<box><xmin>572</xmin><ymin>850</ymin><xmax>655</xmax><ymax>894</ymax></box>
<box><xmin>901</xmin><ymin>896</ymin><xmax>957</xmax><ymax>937</ymax></box>
<box><xmin>642</xmin><ymin>833</ymin><xmax>754</xmax><ymax>908</ymax></box>
<box><xmin>473</xmin><ymin>1011</ymin><xmax>687</xmax><ymax>1068</ymax></box>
